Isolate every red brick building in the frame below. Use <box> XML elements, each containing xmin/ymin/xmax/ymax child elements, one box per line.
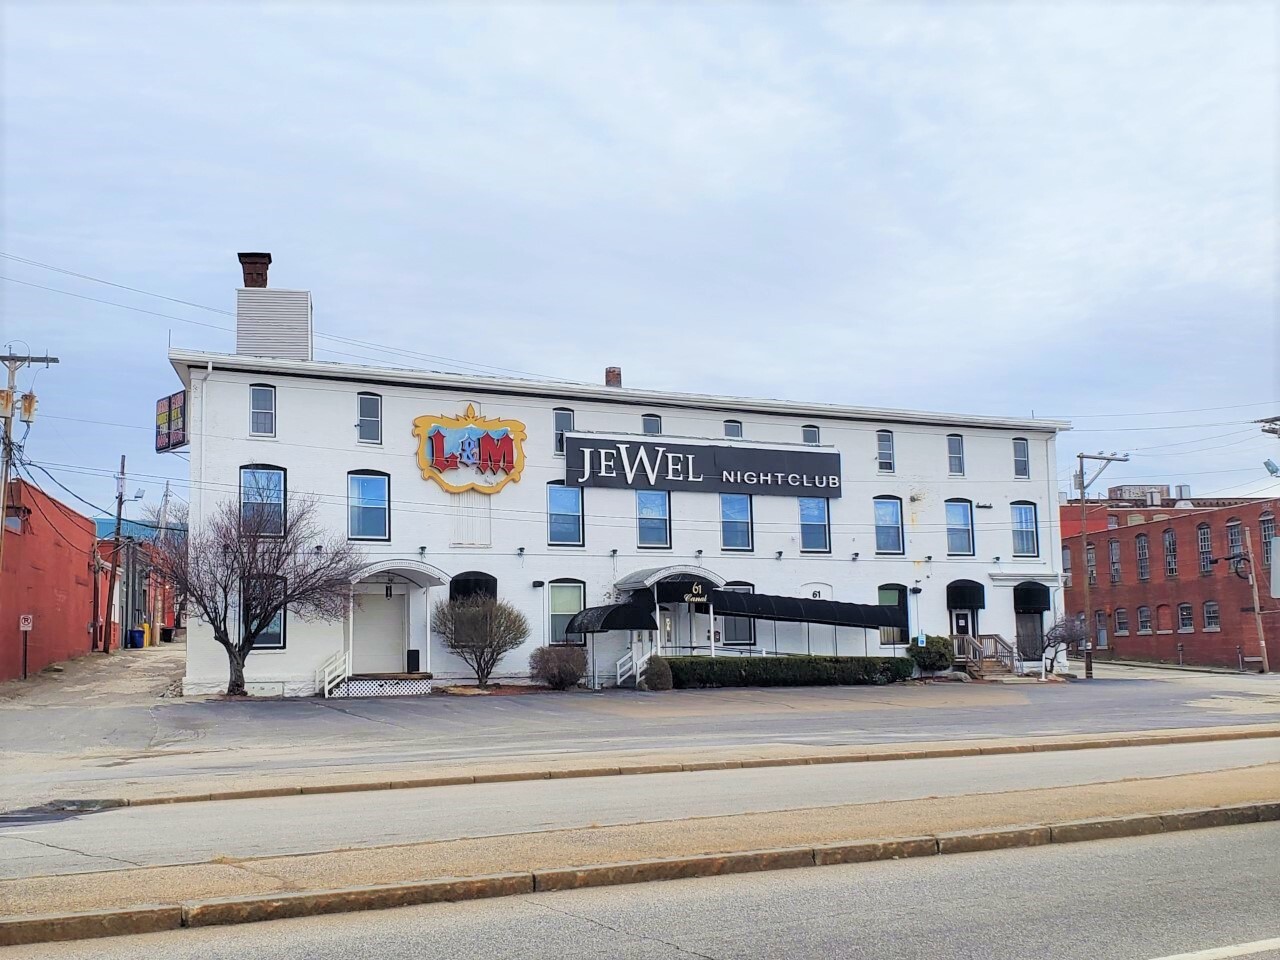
<box><xmin>1</xmin><ymin>479</ymin><xmax>98</xmax><ymax>680</ymax></box>
<box><xmin>1062</xmin><ymin>498</ymin><xmax>1278</xmax><ymax>670</ymax></box>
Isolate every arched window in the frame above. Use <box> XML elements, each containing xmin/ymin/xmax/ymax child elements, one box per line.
<box><xmin>1226</xmin><ymin>518</ymin><xmax>1243</xmax><ymax>558</ymax></box>
<box><xmin>1107</xmin><ymin>538</ymin><xmax>1121</xmax><ymax>583</ymax></box>
<box><xmin>877</xmin><ymin>583</ymin><xmax>908</xmax><ymax>645</ymax></box>
<box><xmin>356</xmin><ymin>392</ymin><xmax>382</xmax><ymax>444</ymax></box>
<box><xmin>1114</xmin><ymin>608</ymin><xmax>1129</xmax><ymax>635</ymax></box>
<box><xmin>552</xmin><ymin>408</ymin><xmax>574</xmax><ymax>454</ymax></box>
<box><xmin>946</xmin><ymin>434</ymin><xmax>965</xmax><ymax>475</ymax></box>
<box><xmin>1137</xmin><ymin>606</ymin><xmax>1152</xmax><ymax>633</ymax></box>
<box><xmin>1261</xmin><ymin>512</ymin><xmax>1275</xmax><ymax>566</ymax></box>
<box><xmin>945</xmin><ymin>499</ymin><xmax>974</xmax><ymax>555</ymax></box>
<box><xmin>1197</xmin><ymin>523</ymin><xmax>1213</xmax><ymax>574</ymax></box>
<box><xmin>347</xmin><ymin>470</ymin><xmax>390</xmax><ymax>540</ymax></box>
<box><xmin>1086</xmin><ymin>542</ymin><xmax>1097</xmax><ymax>584</ymax></box>
<box><xmin>249</xmin><ymin>383</ymin><xmax>276</xmax><ymax>437</ymax></box>
<box><xmin>1135</xmin><ymin>534</ymin><xmax>1150</xmax><ymax>581</ymax></box>
<box><xmin>721</xmin><ymin>581</ymin><xmax>755</xmax><ymax>646</ymax></box>
<box><xmin>1156</xmin><ymin>604</ymin><xmax>1173</xmax><ymax>632</ymax></box>
<box><xmin>548</xmin><ymin>578</ymin><xmax>585</xmax><ymax>646</ymax></box>
<box><xmin>1012</xmin><ymin>438</ymin><xmax>1030</xmax><ymax>479</ymax></box>
<box><xmin>450</xmin><ymin>571</ymin><xmax>497</xmax><ymax>602</ymax></box>
<box><xmin>1177</xmin><ymin>603</ymin><xmax>1194</xmax><ymax>631</ymax></box>
<box><xmin>723</xmin><ymin>419</ymin><xmax>743</xmax><ymax>439</ymax></box>
<box><xmin>641</xmin><ymin>413</ymin><xmax>662</xmax><ymax>435</ymax></box>
<box><xmin>801</xmin><ymin>424</ymin><xmax>820</xmax><ymax>445</ymax></box>
<box><xmin>876</xmin><ymin>430</ymin><xmax>894</xmax><ymax>472</ymax></box>
<box><xmin>1203</xmin><ymin>601</ymin><xmax>1220</xmax><ymax>629</ymax></box>
<box><xmin>1011</xmin><ymin>501</ymin><xmax>1039</xmax><ymax>557</ymax></box>
<box><xmin>873</xmin><ymin>496</ymin><xmax>904</xmax><ymax>554</ymax></box>
<box><xmin>1164</xmin><ymin>529</ymin><xmax>1178</xmax><ymax>578</ymax></box>
<box><xmin>239</xmin><ymin>464</ymin><xmax>286</xmax><ymax>535</ymax></box>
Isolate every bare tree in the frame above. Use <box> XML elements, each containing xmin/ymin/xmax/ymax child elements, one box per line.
<box><xmin>151</xmin><ymin>487</ymin><xmax>365</xmax><ymax>695</ymax></box>
<box><xmin>1041</xmin><ymin>616</ymin><xmax>1087</xmax><ymax>675</ymax></box>
<box><xmin>431</xmin><ymin>596</ymin><xmax>530</xmax><ymax>687</ymax></box>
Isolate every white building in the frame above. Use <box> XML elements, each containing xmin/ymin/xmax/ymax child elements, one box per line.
<box><xmin>172</xmin><ymin>254</ymin><xmax>1069</xmax><ymax>696</ymax></box>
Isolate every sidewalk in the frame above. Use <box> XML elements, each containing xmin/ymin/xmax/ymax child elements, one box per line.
<box><xmin>2</xmin><ymin>763</ymin><xmax>1276</xmax><ymax>944</ymax></box>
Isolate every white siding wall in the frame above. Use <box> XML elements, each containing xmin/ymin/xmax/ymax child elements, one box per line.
<box><xmin>182</xmin><ymin>362</ymin><xmax>1063</xmax><ymax>694</ymax></box>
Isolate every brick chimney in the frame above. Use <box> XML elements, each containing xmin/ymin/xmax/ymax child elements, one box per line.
<box><xmin>237</xmin><ymin>252</ymin><xmax>272</xmax><ymax>288</ymax></box>
<box><xmin>605</xmin><ymin>366</ymin><xmax>622</xmax><ymax>387</ymax></box>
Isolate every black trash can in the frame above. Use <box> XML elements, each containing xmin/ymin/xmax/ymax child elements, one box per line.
<box><xmin>160</xmin><ymin>627</ymin><xmax>175</xmax><ymax>644</ymax></box>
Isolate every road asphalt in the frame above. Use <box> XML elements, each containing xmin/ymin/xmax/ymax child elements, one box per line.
<box><xmin>2</xmin><ymin>738</ymin><xmax>1276</xmax><ymax>879</ymax></box>
<box><xmin>4</xmin><ymin>660</ymin><xmax>1278</xmax><ymax>810</ymax></box>
<box><xmin>5</xmin><ymin>821</ymin><xmax>1278</xmax><ymax>959</ymax></box>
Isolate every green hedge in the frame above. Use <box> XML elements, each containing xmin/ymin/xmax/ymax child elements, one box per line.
<box><xmin>665</xmin><ymin>655</ymin><xmax>915</xmax><ymax>689</ymax></box>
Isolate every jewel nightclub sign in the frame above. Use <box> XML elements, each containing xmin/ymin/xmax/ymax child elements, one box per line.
<box><xmin>564</xmin><ymin>436</ymin><xmax>842</xmax><ymax>498</ymax></box>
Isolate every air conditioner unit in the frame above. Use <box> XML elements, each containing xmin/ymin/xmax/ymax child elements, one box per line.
<box><xmin>1175</xmin><ymin>484</ymin><xmax>1192</xmax><ymax>499</ymax></box>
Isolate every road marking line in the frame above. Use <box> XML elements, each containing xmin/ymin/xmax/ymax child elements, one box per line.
<box><xmin>1147</xmin><ymin>938</ymin><xmax>1280</xmax><ymax>960</ymax></box>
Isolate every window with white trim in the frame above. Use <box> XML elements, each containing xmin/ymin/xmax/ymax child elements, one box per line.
<box><xmin>553</xmin><ymin>408</ymin><xmax>574</xmax><ymax>455</ymax></box>
<box><xmin>946</xmin><ymin>499</ymin><xmax>974</xmax><ymax>556</ymax></box>
<box><xmin>1178</xmin><ymin>603</ymin><xmax>1194</xmax><ymax>631</ymax></box>
<box><xmin>1136</xmin><ymin>534</ymin><xmax>1150</xmax><ymax>581</ymax></box>
<box><xmin>636</xmin><ymin>490</ymin><xmax>670</xmax><ymax>548</ymax></box>
<box><xmin>1086</xmin><ymin>543</ymin><xmax>1097</xmax><ymax>585</ymax></box>
<box><xmin>1012</xmin><ymin>502</ymin><xmax>1039</xmax><ymax>557</ymax></box>
<box><xmin>801</xmin><ymin>424</ymin><xmax>820</xmax><ymax>445</ymax></box>
<box><xmin>240</xmin><ymin>465</ymin><xmax>285</xmax><ymax>536</ymax></box>
<box><xmin>876</xmin><ymin>430</ymin><xmax>894</xmax><ymax>472</ymax></box>
<box><xmin>799</xmin><ymin>497</ymin><xmax>830</xmax><ymax>552</ymax></box>
<box><xmin>1164</xmin><ymin>529</ymin><xmax>1178</xmax><ymax>578</ymax></box>
<box><xmin>946</xmin><ymin>434</ymin><xmax>965</xmax><ymax>475</ymax></box>
<box><xmin>1226</xmin><ymin>519</ymin><xmax>1243</xmax><ymax>558</ymax></box>
<box><xmin>1203</xmin><ymin>601</ymin><xmax>1220</xmax><ymax>629</ymax></box>
<box><xmin>547</xmin><ymin>483</ymin><xmax>584</xmax><ymax>546</ymax></box>
<box><xmin>641</xmin><ymin>414</ymin><xmax>662</xmax><ymax>435</ymax></box>
<box><xmin>1062</xmin><ymin>546</ymin><xmax>1072</xmax><ymax>587</ymax></box>
<box><xmin>250</xmin><ymin>384</ymin><xmax>276</xmax><ymax>437</ymax></box>
<box><xmin>1108</xmin><ymin>538</ymin><xmax>1121</xmax><ymax>583</ymax></box>
<box><xmin>1261</xmin><ymin>513</ymin><xmax>1274</xmax><ymax>566</ymax></box>
<box><xmin>548</xmin><ymin>579</ymin><xmax>585</xmax><ymax>646</ymax></box>
<box><xmin>1013</xmin><ymin>438</ymin><xmax>1030</xmax><ymax>479</ymax></box>
<box><xmin>874</xmin><ymin>496</ymin><xmax>904</xmax><ymax>554</ymax></box>
<box><xmin>1114</xmin><ymin>608</ymin><xmax>1129</xmax><ymax>635</ymax></box>
<box><xmin>723</xmin><ymin>419</ymin><xmax>743</xmax><ymax>439</ymax></box>
<box><xmin>348</xmin><ymin>471</ymin><xmax>390</xmax><ymax>540</ymax></box>
<box><xmin>720</xmin><ymin>494</ymin><xmax>753</xmax><ymax>551</ymax></box>
<box><xmin>356</xmin><ymin>392</ymin><xmax>381</xmax><ymax>444</ymax></box>
<box><xmin>1197</xmin><ymin>523</ymin><xmax>1212</xmax><ymax>574</ymax></box>
<box><xmin>720</xmin><ymin>582</ymin><xmax>755</xmax><ymax>646</ymax></box>
<box><xmin>1137</xmin><ymin>606</ymin><xmax>1152</xmax><ymax>633</ymax></box>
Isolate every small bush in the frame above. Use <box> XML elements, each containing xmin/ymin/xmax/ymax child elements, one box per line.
<box><xmin>905</xmin><ymin>635</ymin><xmax>955</xmax><ymax>673</ymax></box>
<box><xmin>665</xmin><ymin>655</ymin><xmax>914</xmax><ymax>689</ymax></box>
<box><xmin>529</xmin><ymin>645</ymin><xmax>587</xmax><ymax>690</ymax></box>
<box><xmin>641</xmin><ymin>655</ymin><xmax>673</xmax><ymax>691</ymax></box>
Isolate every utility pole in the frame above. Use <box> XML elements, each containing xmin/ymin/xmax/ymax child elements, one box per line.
<box><xmin>0</xmin><ymin>352</ymin><xmax>59</xmax><ymax>622</ymax></box>
<box><xmin>1076</xmin><ymin>452</ymin><xmax>1130</xmax><ymax>680</ymax></box>
<box><xmin>1243</xmin><ymin>527</ymin><xmax>1269</xmax><ymax>674</ymax></box>
<box><xmin>102</xmin><ymin>456</ymin><xmax>126</xmax><ymax>655</ymax></box>
<box><xmin>149</xmin><ymin>481</ymin><xmax>171</xmax><ymax>645</ymax></box>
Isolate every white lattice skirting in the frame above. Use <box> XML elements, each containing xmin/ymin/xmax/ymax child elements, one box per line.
<box><xmin>332</xmin><ymin>677</ymin><xmax>433</xmax><ymax>698</ymax></box>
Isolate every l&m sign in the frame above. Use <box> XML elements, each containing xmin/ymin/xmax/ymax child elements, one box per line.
<box><xmin>412</xmin><ymin>404</ymin><xmax>527</xmax><ymax>495</ymax></box>
<box><xmin>564</xmin><ymin>436</ymin><xmax>842</xmax><ymax>498</ymax></box>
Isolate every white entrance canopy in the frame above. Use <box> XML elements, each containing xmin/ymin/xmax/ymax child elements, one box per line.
<box><xmin>351</xmin><ymin>558</ymin><xmax>449</xmax><ymax>589</ymax></box>
<box><xmin>615</xmin><ymin>565</ymin><xmax>728</xmax><ymax>592</ymax></box>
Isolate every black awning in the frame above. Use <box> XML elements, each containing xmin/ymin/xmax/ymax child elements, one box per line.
<box><xmin>708</xmin><ymin>590</ymin><xmax>906</xmax><ymax>629</ymax></box>
<box><xmin>565</xmin><ymin>603</ymin><xmax>659</xmax><ymax>634</ymax></box>
<box><xmin>1013</xmin><ymin>581</ymin><xmax>1051</xmax><ymax>613</ymax></box>
<box><xmin>946</xmin><ymin>579</ymin><xmax>986</xmax><ymax>610</ymax></box>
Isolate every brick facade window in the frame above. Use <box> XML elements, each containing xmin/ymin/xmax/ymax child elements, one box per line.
<box><xmin>1262</xmin><ymin>513</ymin><xmax>1274</xmax><ymax>566</ymax></box>
<box><xmin>1226</xmin><ymin>520</ymin><xmax>1243</xmax><ymax>558</ymax></box>
<box><xmin>1163</xmin><ymin>529</ymin><xmax>1178</xmax><ymax>578</ymax></box>
<box><xmin>1137</xmin><ymin>606</ymin><xmax>1152</xmax><ymax>633</ymax></box>
<box><xmin>1108</xmin><ymin>538</ymin><xmax>1121</xmax><ymax>583</ymax></box>
<box><xmin>1136</xmin><ymin>534</ymin><xmax>1150</xmax><ymax>581</ymax></box>
<box><xmin>1086</xmin><ymin>543</ymin><xmax>1097</xmax><ymax>585</ymax></box>
<box><xmin>1177</xmin><ymin>603</ymin><xmax>1194</xmax><ymax>631</ymax></box>
<box><xmin>1114</xmin><ymin>608</ymin><xmax>1129</xmax><ymax>634</ymax></box>
<box><xmin>1197</xmin><ymin>523</ymin><xmax>1212</xmax><ymax>575</ymax></box>
<box><xmin>1203</xmin><ymin>601</ymin><xmax>1220</xmax><ymax>630</ymax></box>
<box><xmin>1156</xmin><ymin>604</ymin><xmax>1173</xmax><ymax>633</ymax></box>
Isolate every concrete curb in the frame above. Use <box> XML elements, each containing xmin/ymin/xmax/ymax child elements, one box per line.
<box><xmin>107</xmin><ymin>725</ymin><xmax>1280</xmax><ymax>810</ymax></box>
<box><xmin>2</xmin><ymin>801</ymin><xmax>1276</xmax><ymax>947</ymax></box>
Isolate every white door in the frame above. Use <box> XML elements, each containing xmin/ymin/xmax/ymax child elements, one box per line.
<box><xmin>353</xmin><ymin>593</ymin><xmax>407</xmax><ymax>674</ymax></box>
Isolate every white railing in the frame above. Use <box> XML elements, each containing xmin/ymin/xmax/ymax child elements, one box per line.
<box><xmin>616</xmin><ymin>650</ymin><xmax>635</xmax><ymax>685</ymax></box>
<box><xmin>317</xmin><ymin>648</ymin><xmax>352</xmax><ymax>698</ymax></box>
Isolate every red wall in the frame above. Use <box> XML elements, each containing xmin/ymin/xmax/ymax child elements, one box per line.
<box><xmin>1</xmin><ymin>480</ymin><xmax>97</xmax><ymax>681</ymax></box>
<box><xmin>1063</xmin><ymin>499</ymin><xmax>1278</xmax><ymax>669</ymax></box>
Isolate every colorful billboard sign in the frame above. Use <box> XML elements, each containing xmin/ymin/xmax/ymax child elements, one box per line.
<box><xmin>412</xmin><ymin>404</ymin><xmax>527</xmax><ymax>495</ymax></box>
<box><xmin>155</xmin><ymin>391</ymin><xmax>187</xmax><ymax>452</ymax></box>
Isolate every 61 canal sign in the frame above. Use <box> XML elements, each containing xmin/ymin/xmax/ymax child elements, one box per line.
<box><xmin>19</xmin><ymin>614</ymin><xmax>33</xmax><ymax>632</ymax></box>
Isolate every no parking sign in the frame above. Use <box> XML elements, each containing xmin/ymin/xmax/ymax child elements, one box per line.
<box><xmin>19</xmin><ymin>614</ymin><xmax>32</xmax><ymax>632</ymax></box>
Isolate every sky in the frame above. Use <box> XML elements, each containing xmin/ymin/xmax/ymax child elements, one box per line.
<box><xmin>1</xmin><ymin>1</ymin><xmax>1277</xmax><ymax>520</ymax></box>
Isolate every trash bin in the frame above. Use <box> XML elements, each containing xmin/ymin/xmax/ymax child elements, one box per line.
<box><xmin>160</xmin><ymin>627</ymin><xmax>175</xmax><ymax>644</ymax></box>
<box><xmin>127</xmin><ymin>629</ymin><xmax>145</xmax><ymax>649</ymax></box>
